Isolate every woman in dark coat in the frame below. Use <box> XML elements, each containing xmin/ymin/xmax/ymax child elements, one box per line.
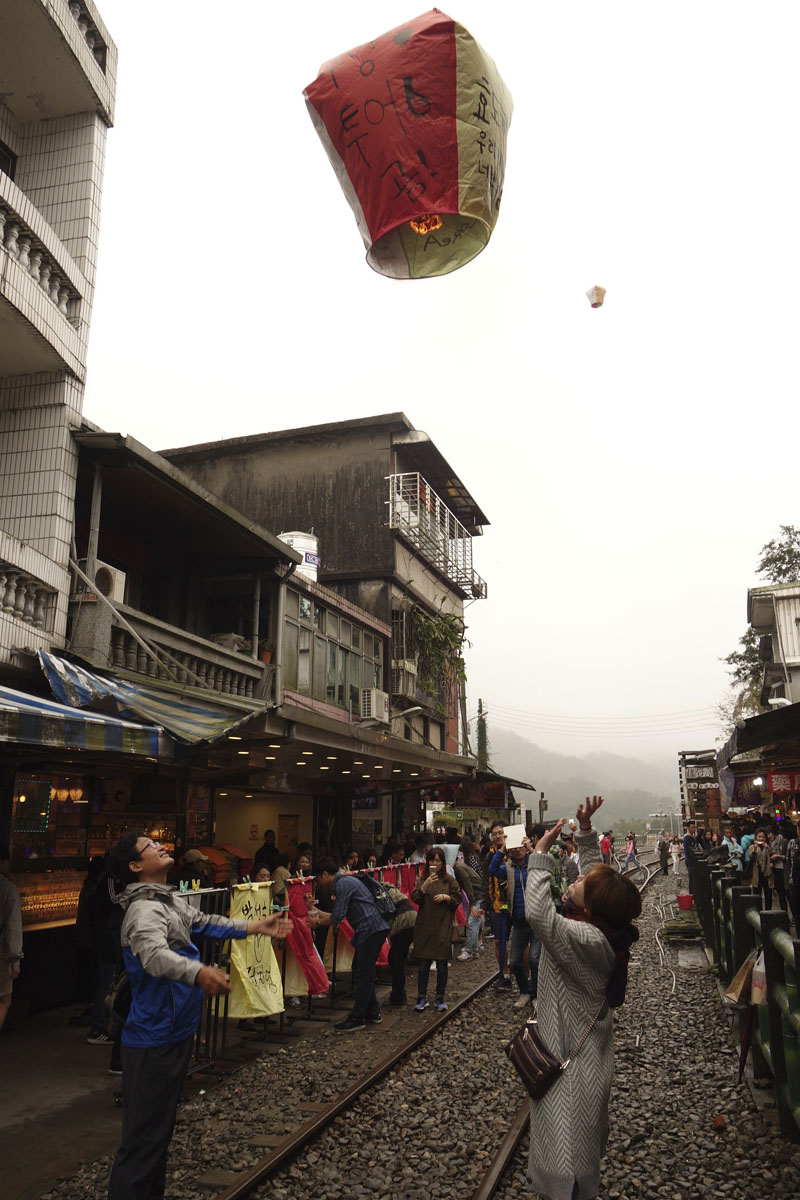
<box><xmin>411</xmin><ymin>847</ymin><xmax>461</xmax><ymax>1012</ymax></box>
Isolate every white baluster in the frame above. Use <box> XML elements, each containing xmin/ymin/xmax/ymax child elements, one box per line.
<box><xmin>2</xmin><ymin>572</ymin><xmax>18</xmax><ymax>613</ymax></box>
<box><xmin>0</xmin><ymin>210</ymin><xmax>6</xmax><ymax>248</ymax></box>
<box><xmin>0</xmin><ymin>573</ymin><xmax>7</xmax><ymax>611</ymax></box>
<box><xmin>33</xmin><ymin>589</ymin><xmax>47</xmax><ymax>629</ymax></box>
<box><xmin>5</xmin><ymin>222</ymin><xmax>19</xmax><ymax>258</ymax></box>
<box><xmin>57</xmin><ymin>286</ymin><xmax>70</xmax><ymax>315</ymax></box>
<box><xmin>23</xmin><ymin>582</ymin><xmax>36</xmax><ymax>624</ymax></box>
<box><xmin>68</xmin><ymin>1</ymin><xmax>81</xmax><ymax>19</ymax></box>
<box><xmin>38</xmin><ymin>261</ymin><xmax>51</xmax><ymax>295</ymax></box>
<box><xmin>17</xmin><ymin>236</ymin><xmax>31</xmax><ymax>270</ymax></box>
<box><xmin>14</xmin><ymin>579</ymin><xmax>27</xmax><ymax>619</ymax></box>
<box><xmin>49</xmin><ymin>273</ymin><xmax>61</xmax><ymax>304</ymax></box>
<box><xmin>28</xmin><ymin>250</ymin><xmax>42</xmax><ymax>283</ymax></box>
<box><xmin>111</xmin><ymin>627</ymin><xmax>125</xmax><ymax>667</ymax></box>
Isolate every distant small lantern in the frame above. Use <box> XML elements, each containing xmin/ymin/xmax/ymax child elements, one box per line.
<box><xmin>304</xmin><ymin>9</ymin><xmax>513</xmax><ymax>279</ymax></box>
<box><xmin>586</xmin><ymin>285</ymin><xmax>606</xmax><ymax>308</ymax></box>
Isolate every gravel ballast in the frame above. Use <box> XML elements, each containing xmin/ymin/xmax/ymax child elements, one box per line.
<box><xmin>40</xmin><ymin>876</ymin><xmax>800</xmax><ymax>1200</ymax></box>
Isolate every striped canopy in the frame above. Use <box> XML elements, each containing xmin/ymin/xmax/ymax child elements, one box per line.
<box><xmin>0</xmin><ymin>683</ymin><xmax>166</xmax><ymax>757</ymax></box>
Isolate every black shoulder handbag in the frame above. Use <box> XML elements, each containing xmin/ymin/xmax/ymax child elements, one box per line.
<box><xmin>504</xmin><ymin>1003</ymin><xmax>607</xmax><ymax>1100</ymax></box>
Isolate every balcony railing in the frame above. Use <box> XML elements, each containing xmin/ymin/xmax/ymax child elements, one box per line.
<box><xmin>386</xmin><ymin>472</ymin><xmax>487</xmax><ymax>599</ymax></box>
<box><xmin>109</xmin><ymin>608</ymin><xmax>272</xmax><ymax>703</ymax></box>
<box><xmin>0</xmin><ymin>562</ymin><xmax>57</xmax><ymax>632</ymax></box>
<box><xmin>0</xmin><ymin>206</ymin><xmax>81</xmax><ymax>326</ymax></box>
<box><xmin>67</xmin><ymin>1</ymin><xmax>108</xmax><ymax>73</ymax></box>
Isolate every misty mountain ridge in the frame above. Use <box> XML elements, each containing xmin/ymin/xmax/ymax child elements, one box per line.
<box><xmin>488</xmin><ymin>727</ymin><xmax>679</xmax><ymax>831</ymax></box>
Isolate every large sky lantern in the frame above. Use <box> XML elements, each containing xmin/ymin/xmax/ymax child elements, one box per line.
<box><xmin>304</xmin><ymin>9</ymin><xmax>513</xmax><ymax>279</ymax></box>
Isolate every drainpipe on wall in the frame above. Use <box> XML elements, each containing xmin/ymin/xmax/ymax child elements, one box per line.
<box><xmin>274</xmin><ymin>563</ymin><xmax>296</xmax><ymax>706</ymax></box>
<box><xmin>250</xmin><ymin>573</ymin><xmax>261</xmax><ymax>659</ymax></box>
<box><xmin>85</xmin><ymin>463</ymin><xmax>102</xmax><ymax>582</ymax></box>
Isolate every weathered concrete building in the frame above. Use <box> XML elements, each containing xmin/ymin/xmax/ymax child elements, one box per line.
<box><xmin>162</xmin><ymin>414</ymin><xmax>489</xmax><ymax>759</ymax></box>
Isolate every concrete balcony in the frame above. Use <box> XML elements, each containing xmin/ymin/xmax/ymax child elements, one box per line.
<box><xmin>2</xmin><ymin>0</ymin><xmax>117</xmax><ymax>127</ymax></box>
<box><xmin>387</xmin><ymin>472</ymin><xmax>487</xmax><ymax>599</ymax></box>
<box><xmin>0</xmin><ymin>529</ymin><xmax>67</xmax><ymax>663</ymax></box>
<box><xmin>0</xmin><ymin>172</ymin><xmax>88</xmax><ymax>378</ymax></box>
<box><xmin>113</xmin><ymin>609</ymin><xmax>274</xmax><ymax>703</ymax></box>
<box><xmin>69</xmin><ymin>596</ymin><xmax>274</xmax><ymax>705</ymax></box>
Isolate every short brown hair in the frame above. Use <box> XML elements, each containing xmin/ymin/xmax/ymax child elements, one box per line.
<box><xmin>583</xmin><ymin>865</ymin><xmax>642</xmax><ymax>925</ymax></box>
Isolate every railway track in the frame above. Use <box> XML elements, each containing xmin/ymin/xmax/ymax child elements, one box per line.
<box><xmin>212</xmin><ymin>972</ymin><xmax>500</xmax><ymax>1200</ymax></box>
<box><xmin>197</xmin><ymin>857</ymin><xmax>664</xmax><ymax>1200</ymax></box>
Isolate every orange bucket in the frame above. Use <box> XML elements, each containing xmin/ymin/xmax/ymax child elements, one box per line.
<box><xmin>676</xmin><ymin>894</ymin><xmax>694</xmax><ymax>911</ymax></box>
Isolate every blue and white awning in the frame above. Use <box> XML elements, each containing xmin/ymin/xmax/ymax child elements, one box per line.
<box><xmin>38</xmin><ymin>652</ymin><xmax>260</xmax><ymax>745</ymax></box>
<box><xmin>0</xmin><ymin>684</ymin><xmax>167</xmax><ymax>757</ymax></box>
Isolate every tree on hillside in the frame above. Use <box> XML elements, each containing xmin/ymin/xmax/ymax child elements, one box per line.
<box><xmin>719</xmin><ymin>624</ymin><xmax>766</xmax><ymax>737</ymax></box>
<box><xmin>756</xmin><ymin>524</ymin><xmax>800</xmax><ymax>583</ymax></box>
<box><xmin>476</xmin><ymin>698</ymin><xmax>490</xmax><ymax>771</ymax></box>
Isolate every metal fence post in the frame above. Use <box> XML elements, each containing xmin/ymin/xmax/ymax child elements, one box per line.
<box><xmin>693</xmin><ymin>857</ymin><xmax>714</xmax><ymax>947</ymax></box>
<box><xmin>719</xmin><ymin>868</ymin><xmax>740</xmax><ymax>983</ymax></box>
<box><xmin>731</xmin><ymin>888</ymin><xmax>759</xmax><ymax>972</ymax></box>
<box><xmin>709</xmin><ymin>868</ymin><xmax>727</xmax><ymax>971</ymax></box>
<box><xmin>760</xmin><ymin>908</ymin><xmax>796</xmax><ymax>1139</ymax></box>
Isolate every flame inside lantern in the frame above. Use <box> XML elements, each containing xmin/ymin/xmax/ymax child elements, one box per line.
<box><xmin>409</xmin><ymin>214</ymin><xmax>443</xmax><ymax>236</ymax></box>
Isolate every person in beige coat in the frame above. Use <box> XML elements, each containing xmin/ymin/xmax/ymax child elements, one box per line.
<box><xmin>411</xmin><ymin>847</ymin><xmax>461</xmax><ymax>1012</ymax></box>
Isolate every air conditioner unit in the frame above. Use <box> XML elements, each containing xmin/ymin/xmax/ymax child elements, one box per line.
<box><xmin>92</xmin><ymin>560</ymin><xmax>126</xmax><ymax>604</ymax></box>
<box><xmin>361</xmin><ymin>687</ymin><xmax>390</xmax><ymax>723</ymax></box>
<box><xmin>391</xmin><ymin>664</ymin><xmax>418</xmax><ymax>698</ymax></box>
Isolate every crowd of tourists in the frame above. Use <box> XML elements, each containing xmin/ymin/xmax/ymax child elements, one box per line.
<box><xmin>8</xmin><ymin>797</ymin><xmax>797</xmax><ymax>1200</ymax></box>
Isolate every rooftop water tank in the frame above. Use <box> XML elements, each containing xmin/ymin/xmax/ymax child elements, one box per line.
<box><xmin>279</xmin><ymin>531</ymin><xmax>321</xmax><ymax>582</ymax></box>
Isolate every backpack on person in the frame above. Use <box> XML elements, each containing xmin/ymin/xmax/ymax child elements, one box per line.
<box><xmin>103</xmin><ymin>889</ymin><xmax>177</xmax><ymax>1031</ymax></box>
<box><xmin>105</xmin><ymin>968</ymin><xmax>133</xmax><ymax>1030</ymax></box>
<box><xmin>358</xmin><ymin>872</ymin><xmax>397</xmax><ymax>921</ymax></box>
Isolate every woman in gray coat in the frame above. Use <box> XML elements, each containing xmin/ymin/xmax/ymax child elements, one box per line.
<box><xmin>411</xmin><ymin>847</ymin><xmax>461</xmax><ymax>1012</ymax></box>
<box><xmin>524</xmin><ymin>797</ymin><xmax>641</xmax><ymax>1200</ymax></box>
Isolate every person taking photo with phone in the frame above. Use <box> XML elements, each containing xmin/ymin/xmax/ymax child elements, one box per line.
<box><xmin>411</xmin><ymin>847</ymin><xmax>461</xmax><ymax>1012</ymax></box>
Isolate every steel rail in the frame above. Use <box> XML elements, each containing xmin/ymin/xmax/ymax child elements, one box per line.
<box><xmin>215</xmin><ymin>971</ymin><xmax>500</xmax><ymax>1200</ymax></box>
<box><xmin>471</xmin><ymin>856</ymin><xmax>663</xmax><ymax>1200</ymax></box>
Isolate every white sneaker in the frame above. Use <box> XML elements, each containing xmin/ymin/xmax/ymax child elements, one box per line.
<box><xmin>514</xmin><ymin>993</ymin><xmax>533</xmax><ymax>1009</ymax></box>
<box><xmin>456</xmin><ymin>949</ymin><xmax>474</xmax><ymax>962</ymax></box>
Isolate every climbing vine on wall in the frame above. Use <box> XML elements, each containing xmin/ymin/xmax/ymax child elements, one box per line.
<box><xmin>411</xmin><ymin>605</ymin><xmax>468</xmax><ymax>708</ymax></box>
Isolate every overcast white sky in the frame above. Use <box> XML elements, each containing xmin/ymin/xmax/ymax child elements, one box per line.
<box><xmin>83</xmin><ymin>2</ymin><xmax>800</xmax><ymax>760</ymax></box>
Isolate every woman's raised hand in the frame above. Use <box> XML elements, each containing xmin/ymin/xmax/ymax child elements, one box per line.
<box><xmin>535</xmin><ymin>818</ymin><xmax>564</xmax><ymax>855</ymax></box>
<box><xmin>576</xmin><ymin>795</ymin><xmax>604</xmax><ymax>831</ymax></box>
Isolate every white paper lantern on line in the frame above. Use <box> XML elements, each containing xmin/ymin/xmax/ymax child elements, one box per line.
<box><xmin>586</xmin><ymin>285</ymin><xmax>606</xmax><ymax>308</ymax></box>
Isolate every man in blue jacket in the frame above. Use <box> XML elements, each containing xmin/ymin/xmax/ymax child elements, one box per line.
<box><xmin>307</xmin><ymin>856</ymin><xmax>388</xmax><ymax>1032</ymax></box>
<box><xmin>106</xmin><ymin>831</ymin><xmax>292</xmax><ymax>1200</ymax></box>
<box><xmin>488</xmin><ymin>828</ymin><xmax>542</xmax><ymax>1009</ymax></box>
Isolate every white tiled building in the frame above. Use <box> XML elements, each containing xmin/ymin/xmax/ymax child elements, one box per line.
<box><xmin>0</xmin><ymin>0</ymin><xmax>116</xmax><ymax>675</ymax></box>
<box><xmin>748</xmin><ymin>582</ymin><xmax>800</xmax><ymax>706</ymax></box>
